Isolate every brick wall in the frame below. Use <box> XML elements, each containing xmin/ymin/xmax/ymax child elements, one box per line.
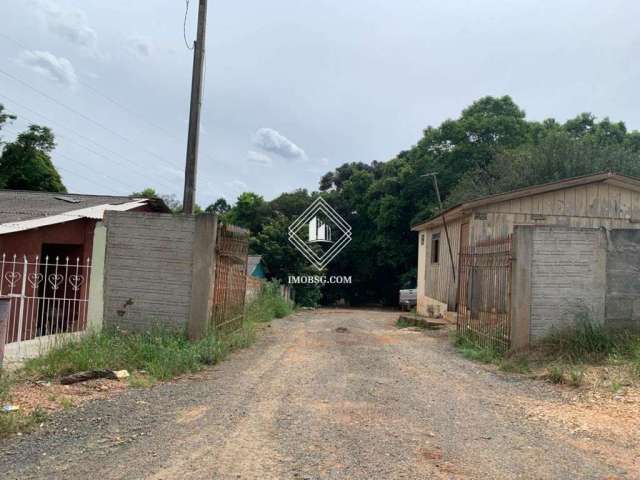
<box><xmin>103</xmin><ymin>212</ymin><xmax>197</xmax><ymax>331</ymax></box>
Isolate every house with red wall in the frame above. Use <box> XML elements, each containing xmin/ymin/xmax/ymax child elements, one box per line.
<box><xmin>0</xmin><ymin>190</ymin><xmax>168</xmax><ymax>348</ymax></box>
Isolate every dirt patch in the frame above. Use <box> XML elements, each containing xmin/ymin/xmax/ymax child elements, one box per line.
<box><xmin>175</xmin><ymin>405</ymin><xmax>209</xmax><ymax>425</ymax></box>
<box><xmin>8</xmin><ymin>379</ymin><xmax>128</xmax><ymax>414</ymax></box>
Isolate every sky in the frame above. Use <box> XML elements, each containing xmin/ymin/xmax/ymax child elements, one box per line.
<box><xmin>0</xmin><ymin>0</ymin><xmax>639</xmax><ymax>206</ymax></box>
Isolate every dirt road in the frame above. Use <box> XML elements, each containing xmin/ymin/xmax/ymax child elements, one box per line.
<box><xmin>0</xmin><ymin>309</ymin><xmax>635</xmax><ymax>479</ymax></box>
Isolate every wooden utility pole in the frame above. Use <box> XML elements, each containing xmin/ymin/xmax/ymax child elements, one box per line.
<box><xmin>422</xmin><ymin>172</ymin><xmax>456</xmax><ymax>282</ymax></box>
<box><xmin>183</xmin><ymin>0</ymin><xmax>208</xmax><ymax>214</ymax></box>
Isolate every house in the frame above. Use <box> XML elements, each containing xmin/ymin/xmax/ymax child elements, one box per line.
<box><xmin>246</xmin><ymin>255</ymin><xmax>267</xmax><ymax>279</ymax></box>
<box><xmin>411</xmin><ymin>172</ymin><xmax>640</xmax><ymax>318</ymax></box>
<box><xmin>0</xmin><ymin>190</ymin><xmax>168</xmax><ymax>346</ymax></box>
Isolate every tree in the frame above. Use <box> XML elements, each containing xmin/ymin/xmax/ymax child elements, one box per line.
<box><xmin>0</xmin><ymin>125</ymin><xmax>66</xmax><ymax>192</ymax></box>
<box><xmin>0</xmin><ymin>104</ymin><xmax>16</xmax><ymax>145</ymax></box>
<box><xmin>225</xmin><ymin>97</ymin><xmax>640</xmax><ymax>307</ymax></box>
<box><xmin>132</xmin><ymin>187</ymin><xmax>159</xmax><ymax>198</ymax></box>
<box><xmin>205</xmin><ymin>197</ymin><xmax>230</xmax><ymax>215</ymax></box>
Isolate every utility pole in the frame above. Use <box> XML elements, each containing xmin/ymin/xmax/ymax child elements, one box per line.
<box><xmin>183</xmin><ymin>0</ymin><xmax>208</xmax><ymax>214</ymax></box>
<box><xmin>422</xmin><ymin>173</ymin><xmax>456</xmax><ymax>282</ymax></box>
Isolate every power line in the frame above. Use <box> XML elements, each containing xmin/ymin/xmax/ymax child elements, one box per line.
<box><xmin>0</xmin><ymin>95</ymin><xmax>180</xmax><ymax>192</ymax></box>
<box><xmin>183</xmin><ymin>0</ymin><xmax>195</xmax><ymax>50</ymax></box>
<box><xmin>0</xmin><ymin>67</ymin><xmax>182</xmax><ymax>172</ymax></box>
<box><xmin>0</xmin><ymin>124</ymin><xmax>139</xmax><ymax>194</ymax></box>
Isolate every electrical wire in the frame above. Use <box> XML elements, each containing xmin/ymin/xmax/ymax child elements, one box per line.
<box><xmin>0</xmin><ymin>68</ymin><xmax>183</xmax><ymax>172</ymax></box>
<box><xmin>0</xmin><ymin>95</ymin><xmax>180</xmax><ymax>192</ymax></box>
<box><xmin>183</xmin><ymin>0</ymin><xmax>195</xmax><ymax>50</ymax></box>
<box><xmin>0</xmin><ymin>124</ymin><xmax>139</xmax><ymax>194</ymax></box>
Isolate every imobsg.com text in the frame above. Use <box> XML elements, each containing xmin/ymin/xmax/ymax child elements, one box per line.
<box><xmin>288</xmin><ymin>275</ymin><xmax>352</xmax><ymax>285</ymax></box>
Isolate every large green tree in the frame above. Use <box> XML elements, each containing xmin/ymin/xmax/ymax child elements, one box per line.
<box><xmin>224</xmin><ymin>96</ymin><xmax>640</xmax><ymax>306</ymax></box>
<box><xmin>0</xmin><ymin>125</ymin><xmax>66</xmax><ymax>192</ymax></box>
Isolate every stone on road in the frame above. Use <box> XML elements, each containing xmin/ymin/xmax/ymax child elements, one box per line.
<box><xmin>0</xmin><ymin>309</ymin><xmax>630</xmax><ymax>479</ymax></box>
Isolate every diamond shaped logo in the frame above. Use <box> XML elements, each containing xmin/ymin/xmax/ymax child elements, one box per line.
<box><xmin>288</xmin><ymin>197</ymin><xmax>352</xmax><ymax>271</ymax></box>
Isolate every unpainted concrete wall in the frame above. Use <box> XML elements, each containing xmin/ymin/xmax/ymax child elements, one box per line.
<box><xmin>605</xmin><ymin>230</ymin><xmax>640</xmax><ymax>330</ymax></box>
<box><xmin>511</xmin><ymin>226</ymin><xmax>607</xmax><ymax>348</ymax></box>
<box><xmin>103</xmin><ymin>211</ymin><xmax>217</xmax><ymax>337</ymax></box>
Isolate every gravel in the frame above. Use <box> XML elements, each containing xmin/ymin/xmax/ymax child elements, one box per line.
<box><xmin>0</xmin><ymin>309</ymin><xmax>631</xmax><ymax>479</ymax></box>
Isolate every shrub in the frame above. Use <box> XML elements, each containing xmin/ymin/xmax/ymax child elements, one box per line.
<box><xmin>454</xmin><ymin>334</ymin><xmax>502</xmax><ymax>364</ymax></box>
<box><xmin>546</xmin><ymin>366</ymin><xmax>565</xmax><ymax>384</ymax></box>
<box><xmin>245</xmin><ymin>281</ymin><xmax>293</xmax><ymax>323</ymax></box>
<box><xmin>540</xmin><ymin>308</ymin><xmax>636</xmax><ymax>363</ymax></box>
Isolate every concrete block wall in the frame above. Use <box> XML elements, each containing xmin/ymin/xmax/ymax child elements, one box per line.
<box><xmin>511</xmin><ymin>226</ymin><xmax>606</xmax><ymax>349</ymax></box>
<box><xmin>605</xmin><ymin>230</ymin><xmax>640</xmax><ymax>330</ymax></box>
<box><xmin>103</xmin><ymin>211</ymin><xmax>217</xmax><ymax>338</ymax></box>
<box><xmin>529</xmin><ymin>227</ymin><xmax>606</xmax><ymax>339</ymax></box>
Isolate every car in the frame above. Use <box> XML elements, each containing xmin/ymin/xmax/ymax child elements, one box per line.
<box><xmin>399</xmin><ymin>288</ymin><xmax>417</xmax><ymax>311</ymax></box>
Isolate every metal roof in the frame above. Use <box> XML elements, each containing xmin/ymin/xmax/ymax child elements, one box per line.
<box><xmin>411</xmin><ymin>172</ymin><xmax>640</xmax><ymax>231</ymax></box>
<box><xmin>0</xmin><ymin>190</ymin><xmax>168</xmax><ymax>235</ymax></box>
<box><xmin>246</xmin><ymin>255</ymin><xmax>263</xmax><ymax>275</ymax></box>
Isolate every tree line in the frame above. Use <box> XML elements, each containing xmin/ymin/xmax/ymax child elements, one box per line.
<box><xmin>4</xmin><ymin>97</ymin><xmax>640</xmax><ymax>306</ymax></box>
<box><xmin>218</xmin><ymin>96</ymin><xmax>640</xmax><ymax>306</ymax></box>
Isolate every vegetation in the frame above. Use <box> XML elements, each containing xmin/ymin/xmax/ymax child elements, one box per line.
<box><xmin>0</xmin><ymin>105</ymin><xmax>65</xmax><ymax>192</ymax></box>
<box><xmin>210</xmin><ymin>97</ymin><xmax>640</xmax><ymax>306</ymax></box>
<box><xmin>453</xmin><ymin>310</ymin><xmax>640</xmax><ymax>386</ymax></box>
<box><xmin>244</xmin><ymin>281</ymin><xmax>293</xmax><ymax>323</ymax></box>
<box><xmin>0</xmin><ymin>286</ymin><xmax>291</xmax><ymax>436</ymax></box>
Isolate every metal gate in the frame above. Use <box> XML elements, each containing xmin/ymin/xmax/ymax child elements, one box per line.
<box><xmin>211</xmin><ymin>224</ymin><xmax>249</xmax><ymax>332</ymax></box>
<box><xmin>0</xmin><ymin>254</ymin><xmax>91</xmax><ymax>347</ymax></box>
<box><xmin>456</xmin><ymin>236</ymin><xmax>512</xmax><ymax>351</ymax></box>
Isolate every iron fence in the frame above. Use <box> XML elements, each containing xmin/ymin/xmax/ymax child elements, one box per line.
<box><xmin>456</xmin><ymin>236</ymin><xmax>512</xmax><ymax>351</ymax></box>
<box><xmin>212</xmin><ymin>224</ymin><xmax>249</xmax><ymax>333</ymax></box>
<box><xmin>0</xmin><ymin>254</ymin><xmax>91</xmax><ymax>346</ymax></box>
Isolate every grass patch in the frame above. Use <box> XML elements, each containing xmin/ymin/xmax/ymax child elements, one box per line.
<box><xmin>396</xmin><ymin>317</ymin><xmax>426</xmax><ymax>329</ymax></box>
<box><xmin>0</xmin><ymin>407</ymin><xmax>47</xmax><ymax>437</ymax></box>
<box><xmin>453</xmin><ymin>334</ymin><xmax>531</xmax><ymax>373</ymax></box>
<box><xmin>22</xmin><ymin>319</ymin><xmax>256</xmax><ymax>382</ymax></box>
<box><xmin>245</xmin><ymin>281</ymin><xmax>293</xmax><ymax>323</ymax></box>
<box><xmin>21</xmin><ymin>284</ymin><xmax>292</xmax><ymax>382</ymax></box>
<box><xmin>454</xmin><ymin>334</ymin><xmax>502</xmax><ymax>363</ymax></box>
<box><xmin>1</xmin><ymin>284</ymin><xmax>293</xmax><ymax>438</ymax></box>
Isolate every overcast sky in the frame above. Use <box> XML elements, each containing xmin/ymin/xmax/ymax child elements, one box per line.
<box><xmin>1</xmin><ymin>0</ymin><xmax>639</xmax><ymax>205</ymax></box>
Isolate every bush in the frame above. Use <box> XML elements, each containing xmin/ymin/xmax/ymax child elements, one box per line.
<box><xmin>454</xmin><ymin>334</ymin><xmax>502</xmax><ymax>364</ymax></box>
<box><xmin>539</xmin><ymin>309</ymin><xmax>638</xmax><ymax>363</ymax></box>
<box><xmin>245</xmin><ymin>281</ymin><xmax>293</xmax><ymax>323</ymax></box>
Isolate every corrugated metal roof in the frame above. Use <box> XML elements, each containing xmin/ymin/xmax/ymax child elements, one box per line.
<box><xmin>0</xmin><ymin>190</ymin><xmax>141</xmax><ymax>223</ymax></box>
<box><xmin>0</xmin><ymin>190</ymin><xmax>168</xmax><ymax>235</ymax></box>
<box><xmin>411</xmin><ymin>172</ymin><xmax>640</xmax><ymax>231</ymax></box>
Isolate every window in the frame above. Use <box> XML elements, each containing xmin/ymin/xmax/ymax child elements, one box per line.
<box><xmin>431</xmin><ymin>232</ymin><xmax>440</xmax><ymax>264</ymax></box>
<box><xmin>420</xmin><ymin>233</ymin><xmax>425</xmax><ymax>245</ymax></box>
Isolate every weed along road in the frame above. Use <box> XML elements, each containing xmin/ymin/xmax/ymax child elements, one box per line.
<box><xmin>0</xmin><ymin>309</ymin><xmax>633</xmax><ymax>479</ymax></box>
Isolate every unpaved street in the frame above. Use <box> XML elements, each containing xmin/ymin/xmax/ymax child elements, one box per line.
<box><xmin>0</xmin><ymin>309</ymin><xmax>635</xmax><ymax>479</ymax></box>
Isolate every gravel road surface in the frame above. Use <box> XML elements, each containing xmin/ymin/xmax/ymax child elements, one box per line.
<box><xmin>0</xmin><ymin>309</ymin><xmax>632</xmax><ymax>479</ymax></box>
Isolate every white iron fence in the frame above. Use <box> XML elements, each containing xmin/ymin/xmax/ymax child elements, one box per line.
<box><xmin>0</xmin><ymin>254</ymin><xmax>91</xmax><ymax>346</ymax></box>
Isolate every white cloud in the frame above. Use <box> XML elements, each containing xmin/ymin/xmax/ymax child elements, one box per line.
<box><xmin>127</xmin><ymin>35</ymin><xmax>153</xmax><ymax>57</ymax></box>
<box><xmin>247</xmin><ymin>150</ymin><xmax>273</xmax><ymax>167</ymax></box>
<box><xmin>252</xmin><ymin>128</ymin><xmax>307</xmax><ymax>162</ymax></box>
<box><xmin>34</xmin><ymin>0</ymin><xmax>97</xmax><ymax>48</ymax></box>
<box><xmin>225</xmin><ymin>179</ymin><xmax>248</xmax><ymax>194</ymax></box>
<box><xmin>19</xmin><ymin>50</ymin><xmax>78</xmax><ymax>86</ymax></box>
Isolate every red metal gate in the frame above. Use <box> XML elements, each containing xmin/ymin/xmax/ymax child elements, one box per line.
<box><xmin>211</xmin><ymin>224</ymin><xmax>249</xmax><ymax>332</ymax></box>
<box><xmin>456</xmin><ymin>236</ymin><xmax>512</xmax><ymax>351</ymax></box>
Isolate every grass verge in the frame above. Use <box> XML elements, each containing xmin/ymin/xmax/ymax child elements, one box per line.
<box><xmin>454</xmin><ymin>317</ymin><xmax>640</xmax><ymax>386</ymax></box>
<box><xmin>1</xmin><ymin>284</ymin><xmax>291</xmax><ymax>437</ymax></box>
